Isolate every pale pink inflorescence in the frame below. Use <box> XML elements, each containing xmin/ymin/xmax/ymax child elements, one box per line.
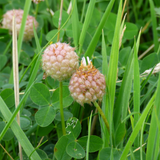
<box><xmin>42</xmin><ymin>42</ymin><xmax>79</xmax><ymax>81</ymax></box>
<box><xmin>32</xmin><ymin>0</ymin><xmax>44</xmax><ymax>4</ymax></box>
<box><xmin>2</xmin><ymin>9</ymin><xmax>38</xmax><ymax>41</ymax></box>
<box><xmin>69</xmin><ymin>57</ymin><xmax>106</xmax><ymax>106</ymax></box>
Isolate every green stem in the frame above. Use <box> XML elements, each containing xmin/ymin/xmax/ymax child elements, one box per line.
<box><xmin>59</xmin><ymin>81</ymin><xmax>66</xmax><ymax>135</ymax></box>
<box><xmin>11</xmin><ymin>139</ymin><xmax>16</xmax><ymax>157</ymax></box>
<box><xmin>3</xmin><ymin>39</ymin><xmax>12</xmax><ymax>55</ymax></box>
<box><xmin>45</xmin><ymin>0</ymin><xmax>50</xmax><ymax>9</ymax></box>
<box><xmin>35</xmin><ymin>125</ymin><xmax>39</xmax><ymax>146</ymax></box>
<box><xmin>86</xmin><ymin>111</ymin><xmax>93</xmax><ymax>160</ymax></box>
<box><xmin>131</xmin><ymin>0</ymin><xmax>138</xmax><ymax>22</ymax></box>
<box><xmin>35</xmin><ymin>3</ymin><xmax>39</xmax><ymax>19</ymax></box>
<box><xmin>5</xmin><ymin>142</ymin><xmax>8</xmax><ymax>154</ymax></box>
<box><xmin>93</xmin><ymin>101</ymin><xmax>110</xmax><ymax>133</ymax></box>
<box><xmin>80</xmin><ymin>0</ymin><xmax>87</xmax><ymax>23</ymax></box>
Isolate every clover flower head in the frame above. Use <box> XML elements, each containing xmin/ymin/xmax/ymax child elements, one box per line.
<box><xmin>2</xmin><ymin>9</ymin><xmax>38</xmax><ymax>41</ymax></box>
<box><xmin>42</xmin><ymin>42</ymin><xmax>79</xmax><ymax>81</ymax></box>
<box><xmin>69</xmin><ymin>56</ymin><xmax>106</xmax><ymax>106</ymax></box>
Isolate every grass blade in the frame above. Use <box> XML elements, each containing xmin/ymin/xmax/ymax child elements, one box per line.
<box><xmin>114</xmin><ymin>30</ymin><xmax>141</xmax><ymax>129</ymax></box>
<box><xmin>0</xmin><ymin>24</ymin><xmax>41</xmax><ymax>138</ymax></box>
<box><xmin>102</xmin><ymin>30</ymin><xmax>108</xmax><ymax>77</ymax></box>
<box><xmin>78</xmin><ymin>0</ymin><xmax>96</xmax><ymax>55</ymax></box>
<box><xmin>107</xmin><ymin>0</ymin><xmax>122</xmax><ymax>144</ymax></box>
<box><xmin>146</xmin><ymin>109</ymin><xmax>158</xmax><ymax>160</ymax></box>
<box><xmin>106</xmin><ymin>0</ymin><xmax>122</xmax><ymax>109</ymax></box>
<box><xmin>80</xmin><ymin>0</ymin><xmax>87</xmax><ymax>23</ymax></box>
<box><xmin>9</xmin><ymin>0</ymin><xmax>32</xmax><ymax>83</ymax></box>
<box><xmin>0</xmin><ymin>97</ymin><xmax>42</xmax><ymax>160</ymax></box>
<box><xmin>119</xmin><ymin>92</ymin><xmax>156</xmax><ymax>160</ymax></box>
<box><xmin>146</xmin><ymin>72</ymin><xmax>160</xmax><ymax>160</ymax></box>
<box><xmin>1</xmin><ymin>0</ymin><xmax>75</xmax><ymax>147</ymax></box>
<box><xmin>101</xmin><ymin>30</ymin><xmax>109</xmax><ymax>147</ymax></box>
<box><xmin>71</xmin><ymin>0</ymin><xmax>80</xmax><ymax>50</ymax></box>
<box><xmin>0</xmin><ymin>83</ymin><xmax>34</xmax><ymax>141</ymax></box>
<box><xmin>149</xmin><ymin>0</ymin><xmax>159</xmax><ymax>51</ymax></box>
<box><xmin>114</xmin><ymin>50</ymin><xmax>133</xmax><ymax>130</ymax></box>
<box><xmin>140</xmin><ymin>122</ymin><xmax>145</xmax><ymax>160</ymax></box>
<box><xmin>133</xmin><ymin>35</ymin><xmax>141</xmax><ymax>147</ymax></box>
<box><xmin>17</xmin><ymin>0</ymin><xmax>32</xmax><ymax>56</ymax></box>
<box><xmin>86</xmin><ymin>111</ymin><xmax>93</xmax><ymax>160</ymax></box>
<box><xmin>84</xmin><ymin>0</ymin><xmax>115</xmax><ymax>58</ymax></box>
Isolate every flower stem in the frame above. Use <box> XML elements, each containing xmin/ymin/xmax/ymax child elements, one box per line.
<box><xmin>35</xmin><ymin>3</ymin><xmax>39</xmax><ymax>19</ymax></box>
<box><xmin>93</xmin><ymin>101</ymin><xmax>110</xmax><ymax>133</ymax></box>
<box><xmin>59</xmin><ymin>81</ymin><xmax>66</xmax><ymax>135</ymax></box>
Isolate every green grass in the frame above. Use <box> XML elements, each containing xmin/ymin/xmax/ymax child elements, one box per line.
<box><xmin>0</xmin><ymin>0</ymin><xmax>160</xmax><ymax>159</ymax></box>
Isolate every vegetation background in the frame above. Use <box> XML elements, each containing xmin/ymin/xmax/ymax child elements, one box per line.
<box><xmin>0</xmin><ymin>0</ymin><xmax>160</xmax><ymax>159</ymax></box>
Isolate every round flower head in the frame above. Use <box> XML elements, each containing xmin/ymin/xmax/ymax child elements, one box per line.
<box><xmin>69</xmin><ymin>57</ymin><xmax>106</xmax><ymax>106</ymax></box>
<box><xmin>2</xmin><ymin>9</ymin><xmax>38</xmax><ymax>41</ymax></box>
<box><xmin>32</xmin><ymin>0</ymin><xmax>44</xmax><ymax>4</ymax></box>
<box><xmin>42</xmin><ymin>42</ymin><xmax>79</xmax><ymax>81</ymax></box>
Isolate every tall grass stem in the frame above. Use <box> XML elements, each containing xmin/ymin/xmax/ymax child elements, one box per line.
<box><xmin>57</xmin><ymin>0</ymin><xmax>64</xmax><ymax>42</ymax></box>
<box><xmin>12</xmin><ymin>15</ymin><xmax>23</xmax><ymax>160</ymax></box>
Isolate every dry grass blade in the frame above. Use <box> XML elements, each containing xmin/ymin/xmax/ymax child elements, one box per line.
<box><xmin>57</xmin><ymin>0</ymin><xmax>64</xmax><ymax>42</ymax></box>
<box><xmin>127</xmin><ymin>143</ymin><xmax>147</xmax><ymax>157</ymax></box>
<box><xmin>37</xmin><ymin>136</ymin><xmax>44</xmax><ymax>148</ymax></box>
<box><xmin>0</xmin><ymin>143</ymin><xmax>14</xmax><ymax>160</ymax></box>
<box><xmin>138</xmin><ymin>38</ymin><xmax>160</xmax><ymax>60</ymax></box>
<box><xmin>67</xmin><ymin>1</ymin><xmax>72</xmax><ymax>14</ymax></box>
<box><xmin>12</xmin><ymin>15</ymin><xmax>23</xmax><ymax>160</ymax></box>
<box><xmin>121</xmin><ymin>0</ymin><xmax>128</xmax><ymax>20</ymax></box>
